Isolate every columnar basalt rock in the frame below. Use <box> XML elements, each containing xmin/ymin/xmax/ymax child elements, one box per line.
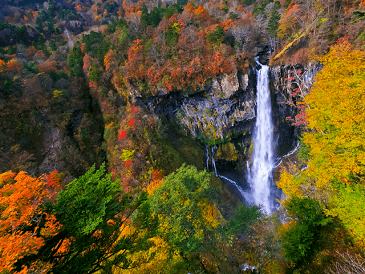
<box><xmin>144</xmin><ymin>66</ymin><xmax>257</xmax><ymax>143</ymax></box>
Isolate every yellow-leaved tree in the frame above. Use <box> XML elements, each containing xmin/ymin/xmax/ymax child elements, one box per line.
<box><xmin>278</xmin><ymin>38</ymin><xmax>365</xmax><ymax>247</ymax></box>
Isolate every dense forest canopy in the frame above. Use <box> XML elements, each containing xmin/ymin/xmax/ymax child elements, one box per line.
<box><xmin>1</xmin><ymin>0</ymin><xmax>365</xmax><ymax>273</ymax></box>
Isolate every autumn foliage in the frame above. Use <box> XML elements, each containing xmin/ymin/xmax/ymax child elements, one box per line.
<box><xmin>4</xmin><ymin>0</ymin><xmax>365</xmax><ymax>272</ymax></box>
<box><xmin>278</xmin><ymin>38</ymin><xmax>365</xmax><ymax>265</ymax></box>
<box><xmin>114</xmin><ymin>4</ymin><xmax>236</xmax><ymax>95</ymax></box>
<box><xmin>0</xmin><ymin>171</ymin><xmax>62</xmax><ymax>273</ymax></box>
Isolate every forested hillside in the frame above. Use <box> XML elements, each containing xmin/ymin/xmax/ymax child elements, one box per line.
<box><xmin>1</xmin><ymin>0</ymin><xmax>365</xmax><ymax>273</ymax></box>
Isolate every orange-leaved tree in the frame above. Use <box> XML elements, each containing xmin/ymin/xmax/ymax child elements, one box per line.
<box><xmin>1</xmin><ymin>164</ymin><xmax>157</xmax><ymax>273</ymax></box>
<box><xmin>0</xmin><ymin>170</ymin><xmax>62</xmax><ymax>273</ymax></box>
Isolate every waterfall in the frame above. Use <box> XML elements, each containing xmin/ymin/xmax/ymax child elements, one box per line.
<box><xmin>205</xmin><ymin>147</ymin><xmax>265</xmax><ymax>205</ymax></box>
<box><xmin>206</xmin><ymin>145</ymin><xmax>247</xmax><ymax>200</ymax></box>
<box><xmin>65</xmin><ymin>29</ymin><xmax>72</xmax><ymax>44</ymax></box>
<box><xmin>211</xmin><ymin>146</ymin><xmax>217</xmax><ymax>177</ymax></box>
<box><xmin>218</xmin><ymin>175</ymin><xmax>250</xmax><ymax>201</ymax></box>
<box><xmin>273</xmin><ymin>143</ymin><xmax>300</xmax><ymax>169</ymax></box>
<box><xmin>247</xmin><ymin>61</ymin><xmax>275</xmax><ymax>214</ymax></box>
<box><xmin>206</xmin><ymin>145</ymin><xmax>209</xmax><ymax>172</ymax></box>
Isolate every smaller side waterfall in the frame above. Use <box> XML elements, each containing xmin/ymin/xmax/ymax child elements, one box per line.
<box><xmin>217</xmin><ymin>175</ymin><xmax>250</xmax><ymax>201</ymax></box>
<box><xmin>211</xmin><ymin>146</ymin><xmax>217</xmax><ymax>177</ymax></box>
<box><xmin>273</xmin><ymin>143</ymin><xmax>300</xmax><ymax>169</ymax></box>
<box><xmin>206</xmin><ymin>145</ymin><xmax>249</xmax><ymax>201</ymax></box>
<box><xmin>206</xmin><ymin>145</ymin><xmax>209</xmax><ymax>172</ymax></box>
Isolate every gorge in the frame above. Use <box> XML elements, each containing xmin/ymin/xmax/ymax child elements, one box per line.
<box><xmin>3</xmin><ymin>0</ymin><xmax>363</xmax><ymax>272</ymax></box>
<box><xmin>145</xmin><ymin>59</ymin><xmax>314</xmax><ymax>213</ymax></box>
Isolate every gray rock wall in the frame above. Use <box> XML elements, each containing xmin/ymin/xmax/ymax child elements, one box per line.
<box><xmin>143</xmin><ymin>61</ymin><xmax>322</xmax><ymax>173</ymax></box>
<box><xmin>270</xmin><ymin>62</ymin><xmax>322</xmax><ymax>156</ymax></box>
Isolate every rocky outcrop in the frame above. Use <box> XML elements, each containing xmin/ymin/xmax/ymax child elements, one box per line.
<box><xmin>144</xmin><ymin>66</ymin><xmax>257</xmax><ymax>143</ymax></box>
<box><xmin>212</xmin><ymin>70</ymin><xmax>240</xmax><ymax>98</ymax></box>
<box><xmin>270</xmin><ymin>62</ymin><xmax>322</xmax><ymax>156</ymax></box>
<box><xmin>63</xmin><ymin>17</ymin><xmax>87</xmax><ymax>34</ymax></box>
<box><xmin>38</xmin><ymin>127</ymin><xmax>64</xmax><ymax>175</ymax></box>
<box><xmin>177</xmin><ymin>90</ymin><xmax>255</xmax><ymax>141</ymax></box>
<box><xmin>66</xmin><ymin>20</ymin><xmax>84</xmax><ymax>34</ymax></box>
<box><xmin>271</xmin><ymin>62</ymin><xmax>322</xmax><ymax>100</ymax></box>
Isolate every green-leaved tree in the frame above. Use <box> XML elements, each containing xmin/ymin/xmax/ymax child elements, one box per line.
<box><xmin>149</xmin><ymin>164</ymin><xmax>223</xmax><ymax>271</ymax></box>
<box><xmin>16</xmin><ymin>163</ymin><xmax>157</xmax><ymax>273</ymax></box>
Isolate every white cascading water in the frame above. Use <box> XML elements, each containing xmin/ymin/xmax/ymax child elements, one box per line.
<box><xmin>206</xmin><ymin>146</ymin><xmax>250</xmax><ymax>202</ymax></box>
<box><xmin>247</xmin><ymin>61</ymin><xmax>274</xmax><ymax>214</ymax></box>
<box><xmin>205</xmin><ymin>144</ymin><xmax>210</xmax><ymax>172</ymax></box>
<box><xmin>211</xmin><ymin>146</ymin><xmax>217</xmax><ymax>176</ymax></box>
<box><xmin>65</xmin><ymin>29</ymin><xmax>72</xmax><ymax>44</ymax></box>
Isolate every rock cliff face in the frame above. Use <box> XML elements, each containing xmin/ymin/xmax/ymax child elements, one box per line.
<box><xmin>141</xmin><ymin>60</ymin><xmax>322</xmax><ymax>175</ymax></box>
<box><xmin>175</xmin><ymin>69</ymin><xmax>256</xmax><ymax>142</ymax></box>
<box><xmin>271</xmin><ymin>62</ymin><xmax>322</xmax><ymax>156</ymax></box>
<box><xmin>145</xmin><ymin>67</ymin><xmax>256</xmax><ymax>141</ymax></box>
